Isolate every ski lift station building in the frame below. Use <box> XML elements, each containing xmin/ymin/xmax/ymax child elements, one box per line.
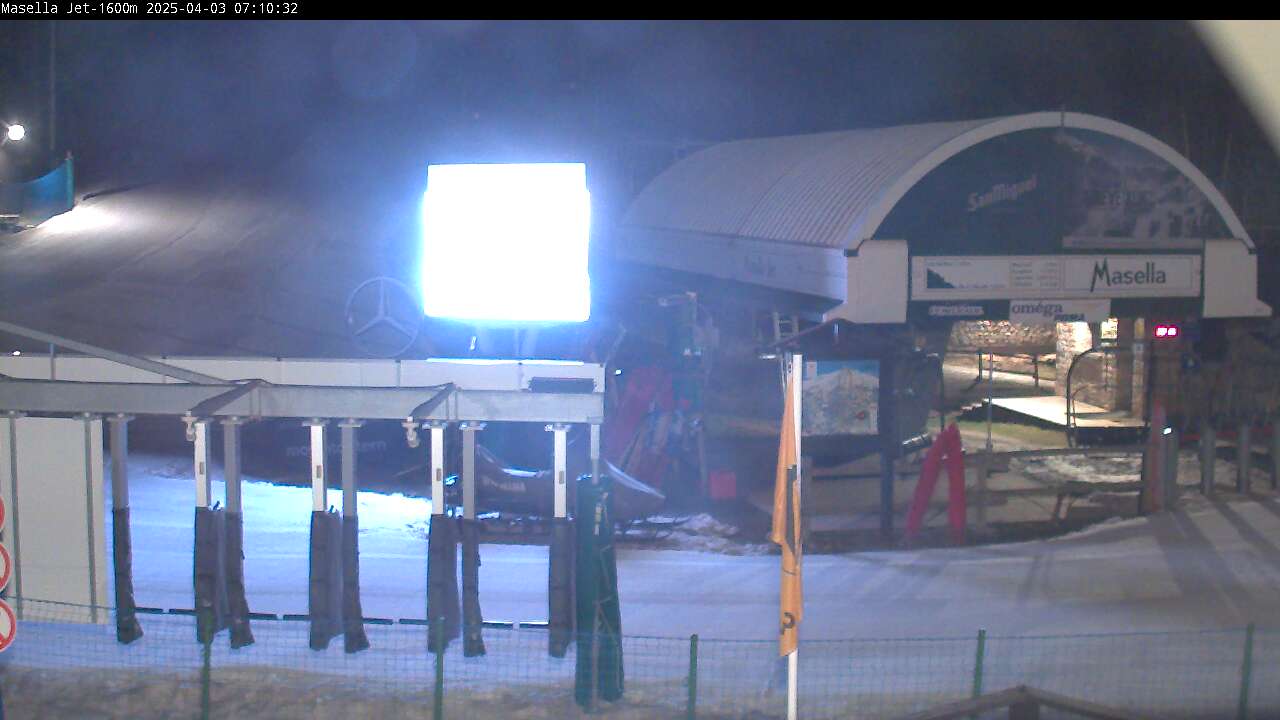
<box><xmin>617</xmin><ymin>111</ymin><xmax>1269</xmax><ymax>327</ymax></box>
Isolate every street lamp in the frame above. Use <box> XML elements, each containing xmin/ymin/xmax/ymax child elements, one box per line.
<box><xmin>4</xmin><ymin>124</ymin><xmax>24</xmax><ymax>143</ymax></box>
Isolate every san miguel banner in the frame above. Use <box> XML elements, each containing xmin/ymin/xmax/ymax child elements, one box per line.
<box><xmin>878</xmin><ymin>128</ymin><xmax>1233</xmax><ymax>256</ymax></box>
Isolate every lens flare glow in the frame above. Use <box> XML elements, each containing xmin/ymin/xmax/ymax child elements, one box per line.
<box><xmin>36</xmin><ymin>204</ymin><xmax>111</xmax><ymax>235</ymax></box>
<box><xmin>421</xmin><ymin>163</ymin><xmax>591</xmax><ymax>323</ymax></box>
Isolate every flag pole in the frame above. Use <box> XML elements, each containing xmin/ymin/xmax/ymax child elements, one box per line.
<box><xmin>787</xmin><ymin>353</ymin><xmax>803</xmax><ymax>720</ymax></box>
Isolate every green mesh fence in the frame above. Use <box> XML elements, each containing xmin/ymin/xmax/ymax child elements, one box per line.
<box><xmin>0</xmin><ymin>597</ymin><xmax>1274</xmax><ymax>719</ymax></box>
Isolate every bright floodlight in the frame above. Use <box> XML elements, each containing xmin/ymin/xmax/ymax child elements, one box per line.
<box><xmin>421</xmin><ymin>163</ymin><xmax>591</xmax><ymax>323</ymax></box>
<box><xmin>5</xmin><ymin>124</ymin><xmax>24</xmax><ymax>142</ymax></box>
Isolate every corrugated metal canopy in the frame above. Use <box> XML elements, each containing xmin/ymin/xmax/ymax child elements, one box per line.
<box><xmin>621</xmin><ymin>112</ymin><xmax>1252</xmax><ymax>252</ymax></box>
<box><xmin>623</xmin><ymin>117</ymin><xmax>995</xmax><ymax>250</ymax></box>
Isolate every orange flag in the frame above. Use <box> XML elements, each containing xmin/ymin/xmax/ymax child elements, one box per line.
<box><xmin>770</xmin><ymin>373</ymin><xmax>802</xmax><ymax>657</ymax></box>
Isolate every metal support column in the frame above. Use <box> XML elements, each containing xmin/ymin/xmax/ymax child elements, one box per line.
<box><xmin>340</xmin><ymin>420</ymin><xmax>360</xmax><ymax>518</ymax></box>
<box><xmin>1162</xmin><ymin>426</ymin><xmax>1180</xmax><ymax>510</ymax></box>
<box><xmin>1271</xmin><ymin>420</ymin><xmax>1280</xmax><ymax>491</ymax></box>
<box><xmin>5</xmin><ymin>411</ymin><xmax>25</xmax><ymax>618</ymax></box>
<box><xmin>194</xmin><ymin>420</ymin><xmax>212</xmax><ymax>509</ymax></box>
<box><xmin>308</xmin><ymin>420</ymin><xmax>328</xmax><ymax>513</ymax></box>
<box><xmin>548</xmin><ymin>423</ymin><xmax>571</xmax><ymax>518</ymax></box>
<box><xmin>338</xmin><ymin>419</ymin><xmax>369</xmax><ymax>653</ymax></box>
<box><xmin>460</xmin><ymin>422</ymin><xmax>485</xmax><ymax>520</ymax></box>
<box><xmin>547</xmin><ymin>422</ymin><xmax>573</xmax><ymax>658</ymax></box>
<box><xmin>222</xmin><ymin>419</ymin><xmax>243</xmax><ymax>515</ymax></box>
<box><xmin>459</xmin><ymin>421</ymin><xmax>486</xmax><ymax>657</ymax></box>
<box><xmin>427</xmin><ymin>421</ymin><xmax>448</xmax><ymax>515</ymax></box>
<box><xmin>879</xmin><ymin>357</ymin><xmax>896</xmax><ymax>538</ymax></box>
<box><xmin>108</xmin><ymin>414</ymin><xmax>142</xmax><ymax>643</ymax></box>
<box><xmin>1237</xmin><ymin>420</ymin><xmax>1252</xmax><ymax>494</ymax></box>
<box><xmin>1200</xmin><ymin>417</ymin><xmax>1216</xmax><ymax>495</ymax></box>
<box><xmin>590</xmin><ymin>423</ymin><xmax>602</xmax><ymax>483</ymax></box>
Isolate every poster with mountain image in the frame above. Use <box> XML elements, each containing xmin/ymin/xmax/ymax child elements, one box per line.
<box><xmin>802</xmin><ymin>360</ymin><xmax>879</xmax><ymax>436</ymax></box>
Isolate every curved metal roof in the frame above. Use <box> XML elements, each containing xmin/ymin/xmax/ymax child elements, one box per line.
<box><xmin>622</xmin><ymin>111</ymin><xmax>1253</xmax><ymax>252</ymax></box>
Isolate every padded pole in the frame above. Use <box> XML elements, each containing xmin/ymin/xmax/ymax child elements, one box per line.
<box><xmin>426</xmin><ymin>515</ymin><xmax>460</xmax><ymax>654</ymax></box>
<box><xmin>339</xmin><ymin>419</ymin><xmax>369</xmax><ymax>653</ymax></box>
<box><xmin>460</xmin><ymin>515</ymin><xmax>486</xmax><ymax>657</ymax></box>
<box><xmin>305</xmin><ymin>420</ymin><xmax>341</xmax><ymax>650</ymax></box>
<box><xmin>221</xmin><ymin>417</ymin><xmax>253</xmax><ymax>648</ymax></box>
<box><xmin>192</xmin><ymin>419</ymin><xmax>229</xmax><ymax>642</ymax></box>
<box><xmin>108</xmin><ymin>414</ymin><xmax>142</xmax><ymax>644</ymax></box>
<box><xmin>193</xmin><ymin>508</ymin><xmax>229</xmax><ymax>643</ymax></box>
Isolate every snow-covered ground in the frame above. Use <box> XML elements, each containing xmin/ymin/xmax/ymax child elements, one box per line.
<box><xmin>110</xmin><ymin>452</ymin><xmax>1280</xmax><ymax>638</ymax></box>
<box><xmin>8</xmin><ymin>452</ymin><xmax>1280</xmax><ymax>718</ymax></box>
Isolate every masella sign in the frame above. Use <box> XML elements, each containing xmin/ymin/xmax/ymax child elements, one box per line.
<box><xmin>911</xmin><ymin>254</ymin><xmax>1201</xmax><ymax>301</ymax></box>
<box><xmin>866</xmin><ymin>122</ymin><xmax>1254</xmax><ymax>321</ymax></box>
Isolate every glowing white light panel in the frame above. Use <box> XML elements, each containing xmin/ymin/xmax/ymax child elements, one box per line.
<box><xmin>421</xmin><ymin>163</ymin><xmax>591</xmax><ymax>323</ymax></box>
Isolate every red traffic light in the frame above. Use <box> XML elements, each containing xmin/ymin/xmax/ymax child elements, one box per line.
<box><xmin>1154</xmin><ymin>324</ymin><xmax>1180</xmax><ymax>339</ymax></box>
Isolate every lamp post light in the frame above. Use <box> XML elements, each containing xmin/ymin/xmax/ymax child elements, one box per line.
<box><xmin>4</xmin><ymin>124</ymin><xmax>25</xmax><ymax>143</ymax></box>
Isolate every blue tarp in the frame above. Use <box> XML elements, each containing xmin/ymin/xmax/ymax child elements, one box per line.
<box><xmin>0</xmin><ymin>156</ymin><xmax>74</xmax><ymax>227</ymax></box>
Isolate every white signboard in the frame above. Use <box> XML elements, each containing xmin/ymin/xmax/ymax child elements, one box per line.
<box><xmin>912</xmin><ymin>254</ymin><xmax>1201</xmax><ymax>300</ymax></box>
<box><xmin>1008</xmin><ymin>299</ymin><xmax>1112</xmax><ymax>324</ymax></box>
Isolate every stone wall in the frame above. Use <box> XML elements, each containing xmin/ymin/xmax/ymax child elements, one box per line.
<box><xmin>1053</xmin><ymin>320</ymin><xmax>1139</xmax><ymax>411</ymax></box>
<box><xmin>1055</xmin><ymin>322</ymin><xmax>1096</xmax><ymax>398</ymax></box>
<box><xmin>950</xmin><ymin>321</ymin><xmax>1056</xmax><ymax>351</ymax></box>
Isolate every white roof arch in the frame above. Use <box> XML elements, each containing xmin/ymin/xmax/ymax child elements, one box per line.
<box><xmin>621</xmin><ymin>111</ymin><xmax>1253</xmax><ymax>252</ymax></box>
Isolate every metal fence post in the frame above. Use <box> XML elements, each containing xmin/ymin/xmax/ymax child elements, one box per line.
<box><xmin>687</xmin><ymin>634</ymin><xmax>699</xmax><ymax>720</ymax></box>
<box><xmin>434</xmin><ymin>618</ymin><xmax>445</xmax><ymax>720</ymax></box>
<box><xmin>971</xmin><ymin>628</ymin><xmax>986</xmax><ymax>700</ymax></box>
<box><xmin>1238</xmin><ymin>622</ymin><xmax>1255</xmax><ymax>720</ymax></box>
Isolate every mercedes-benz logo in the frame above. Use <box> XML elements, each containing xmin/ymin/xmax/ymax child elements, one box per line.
<box><xmin>345</xmin><ymin>276</ymin><xmax>422</xmax><ymax>358</ymax></box>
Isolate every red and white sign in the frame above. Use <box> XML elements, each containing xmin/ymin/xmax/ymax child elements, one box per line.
<box><xmin>0</xmin><ymin>598</ymin><xmax>16</xmax><ymax>652</ymax></box>
<box><xmin>0</xmin><ymin>496</ymin><xmax>14</xmax><ymax>651</ymax></box>
<box><xmin>0</xmin><ymin>543</ymin><xmax>10</xmax><ymax>594</ymax></box>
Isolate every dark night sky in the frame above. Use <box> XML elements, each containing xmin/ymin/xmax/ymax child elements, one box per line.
<box><xmin>1</xmin><ymin>20</ymin><xmax>1277</xmax><ymax>242</ymax></box>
